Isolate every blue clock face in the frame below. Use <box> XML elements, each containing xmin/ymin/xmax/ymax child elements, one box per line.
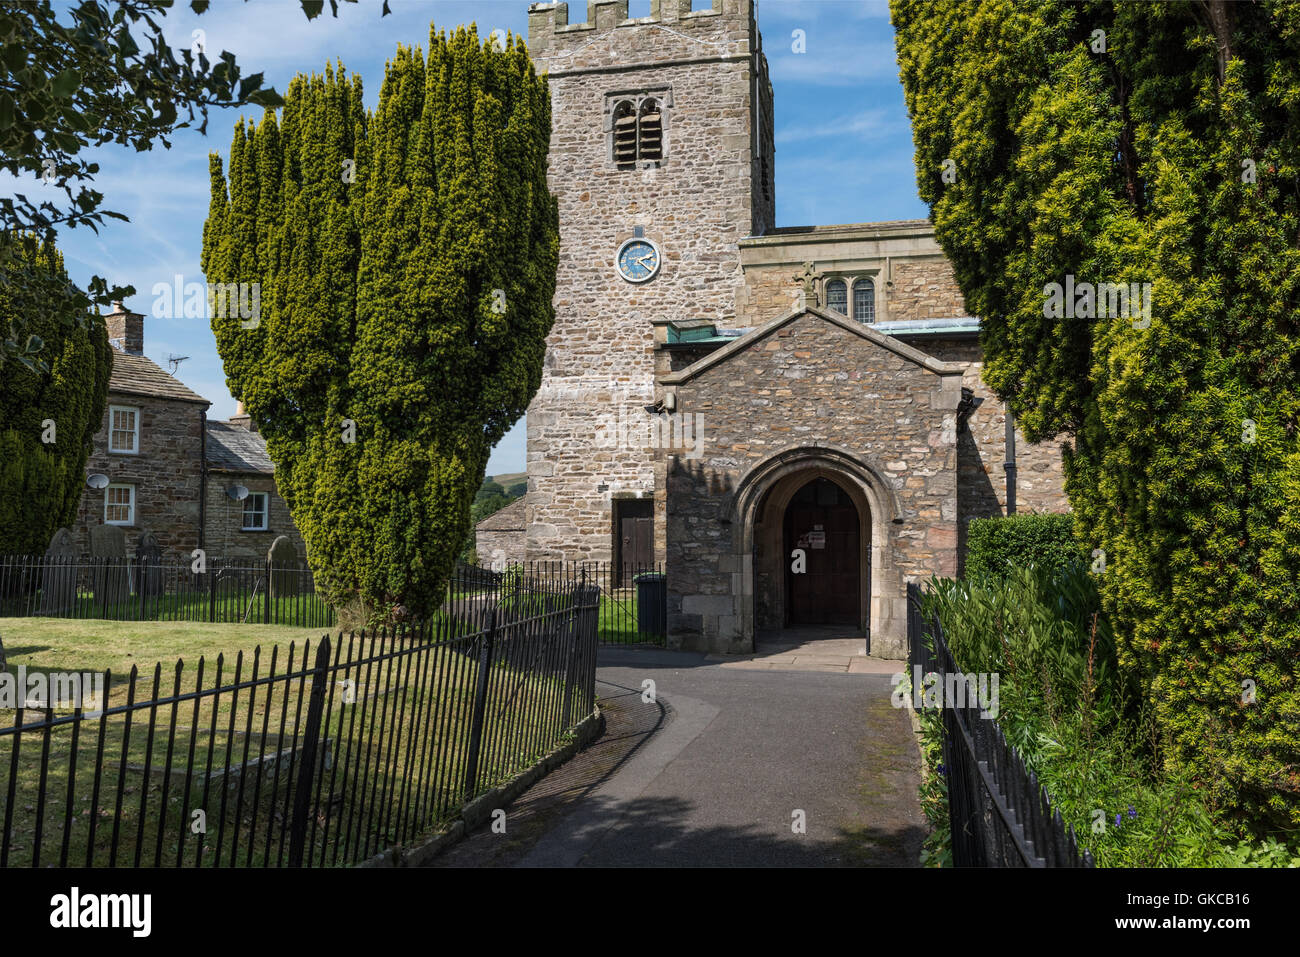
<box><xmin>617</xmin><ymin>239</ymin><xmax>660</xmax><ymax>283</ymax></box>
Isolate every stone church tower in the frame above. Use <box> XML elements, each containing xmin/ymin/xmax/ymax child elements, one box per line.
<box><xmin>524</xmin><ymin>0</ymin><xmax>774</xmax><ymax>565</ymax></box>
<box><xmin>515</xmin><ymin>0</ymin><xmax>1071</xmax><ymax>657</ymax></box>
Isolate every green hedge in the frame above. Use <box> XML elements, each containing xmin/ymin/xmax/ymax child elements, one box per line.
<box><xmin>965</xmin><ymin>513</ymin><xmax>1083</xmax><ymax>580</ymax></box>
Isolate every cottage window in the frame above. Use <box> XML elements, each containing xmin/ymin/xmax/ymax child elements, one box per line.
<box><xmin>825</xmin><ymin>279</ymin><xmax>848</xmax><ymax>315</ymax></box>
<box><xmin>242</xmin><ymin>492</ymin><xmax>269</xmax><ymax>531</ymax></box>
<box><xmin>105</xmin><ymin>484</ymin><xmax>135</xmax><ymax>525</ymax></box>
<box><xmin>853</xmin><ymin>279</ymin><xmax>876</xmax><ymax>322</ymax></box>
<box><xmin>109</xmin><ymin>405</ymin><xmax>139</xmax><ymax>454</ymax></box>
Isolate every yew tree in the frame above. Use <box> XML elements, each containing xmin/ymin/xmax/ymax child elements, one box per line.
<box><xmin>0</xmin><ymin>233</ymin><xmax>111</xmax><ymax>553</ymax></box>
<box><xmin>202</xmin><ymin>27</ymin><xmax>557</xmax><ymax>622</ymax></box>
<box><xmin>893</xmin><ymin>0</ymin><xmax>1300</xmax><ymax>829</ymax></box>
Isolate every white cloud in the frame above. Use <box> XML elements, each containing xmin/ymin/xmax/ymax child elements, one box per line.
<box><xmin>775</xmin><ymin>107</ymin><xmax>897</xmax><ymax>144</ymax></box>
<box><xmin>769</xmin><ymin>42</ymin><xmax>901</xmax><ymax>85</ymax></box>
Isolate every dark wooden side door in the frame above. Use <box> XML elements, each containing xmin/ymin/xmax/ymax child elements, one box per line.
<box><xmin>616</xmin><ymin>499</ymin><xmax>654</xmax><ymax>586</ymax></box>
<box><xmin>784</xmin><ymin>478</ymin><xmax>860</xmax><ymax>625</ymax></box>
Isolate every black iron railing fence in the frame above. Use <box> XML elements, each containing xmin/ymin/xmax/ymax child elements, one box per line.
<box><xmin>0</xmin><ymin>554</ymin><xmax>669</xmax><ymax>646</ymax></box>
<box><xmin>0</xmin><ymin>554</ymin><xmax>333</xmax><ymax>628</ymax></box>
<box><xmin>906</xmin><ymin>582</ymin><xmax>1094</xmax><ymax>868</ymax></box>
<box><xmin>452</xmin><ymin>560</ymin><xmax>667</xmax><ymax>645</ymax></box>
<box><xmin>0</xmin><ymin>571</ymin><xmax>600</xmax><ymax>868</ymax></box>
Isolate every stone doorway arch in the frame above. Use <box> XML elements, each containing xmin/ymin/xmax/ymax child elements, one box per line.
<box><xmin>730</xmin><ymin>446</ymin><xmax>906</xmax><ymax>658</ymax></box>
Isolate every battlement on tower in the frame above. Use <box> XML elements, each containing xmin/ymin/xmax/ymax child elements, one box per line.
<box><xmin>527</xmin><ymin>1</ymin><xmax>757</xmax><ymax>60</ymax></box>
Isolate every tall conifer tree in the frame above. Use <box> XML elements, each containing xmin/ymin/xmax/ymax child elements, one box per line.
<box><xmin>0</xmin><ymin>233</ymin><xmax>111</xmax><ymax>553</ymax></box>
<box><xmin>893</xmin><ymin>0</ymin><xmax>1300</xmax><ymax>829</ymax></box>
<box><xmin>203</xmin><ymin>27</ymin><xmax>557</xmax><ymax>622</ymax></box>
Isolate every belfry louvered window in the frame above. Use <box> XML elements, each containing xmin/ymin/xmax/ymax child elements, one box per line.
<box><xmin>613</xmin><ymin>101</ymin><xmax>638</xmax><ymax>169</ymax></box>
<box><xmin>637</xmin><ymin>99</ymin><xmax>662</xmax><ymax>165</ymax></box>
<box><xmin>607</xmin><ymin>90</ymin><xmax>671</xmax><ymax>171</ymax></box>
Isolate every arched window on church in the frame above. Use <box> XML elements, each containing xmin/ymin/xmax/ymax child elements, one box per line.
<box><xmin>613</xmin><ymin>101</ymin><xmax>638</xmax><ymax>170</ymax></box>
<box><xmin>853</xmin><ymin>279</ymin><xmax>875</xmax><ymax>322</ymax></box>
<box><xmin>638</xmin><ymin>99</ymin><xmax>663</xmax><ymax>167</ymax></box>
<box><xmin>825</xmin><ymin>279</ymin><xmax>848</xmax><ymax>315</ymax></box>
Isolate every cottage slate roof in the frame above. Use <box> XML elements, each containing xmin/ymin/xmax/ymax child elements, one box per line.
<box><xmin>206</xmin><ymin>421</ymin><xmax>275</xmax><ymax>474</ymax></box>
<box><xmin>476</xmin><ymin>496</ymin><xmax>526</xmax><ymax>531</ymax></box>
<box><xmin>108</xmin><ymin>350</ymin><xmax>210</xmax><ymax>405</ymax></box>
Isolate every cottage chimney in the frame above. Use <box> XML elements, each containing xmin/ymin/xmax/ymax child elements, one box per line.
<box><xmin>230</xmin><ymin>400</ymin><xmax>258</xmax><ymax>432</ymax></box>
<box><xmin>104</xmin><ymin>301</ymin><xmax>144</xmax><ymax>355</ymax></box>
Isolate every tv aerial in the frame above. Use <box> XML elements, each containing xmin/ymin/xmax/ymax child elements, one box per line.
<box><xmin>167</xmin><ymin>354</ymin><xmax>190</xmax><ymax>376</ymax></box>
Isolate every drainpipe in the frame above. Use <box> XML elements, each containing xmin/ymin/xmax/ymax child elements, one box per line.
<box><xmin>1004</xmin><ymin>404</ymin><xmax>1017</xmax><ymax>515</ymax></box>
<box><xmin>199</xmin><ymin>406</ymin><xmax>208</xmax><ymax>551</ymax></box>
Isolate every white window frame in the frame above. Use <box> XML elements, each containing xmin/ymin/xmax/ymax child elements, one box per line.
<box><xmin>104</xmin><ymin>484</ymin><xmax>135</xmax><ymax>526</ymax></box>
<box><xmin>851</xmin><ymin>276</ymin><xmax>878</xmax><ymax>323</ymax></box>
<box><xmin>241</xmin><ymin>492</ymin><xmax>269</xmax><ymax>531</ymax></box>
<box><xmin>108</xmin><ymin>404</ymin><xmax>140</xmax><ymax>455</ymax></box>
<box><xmin>824</xmin><ymin>277</ymin><xmax>849</xmax><ymax>316</ymax></box>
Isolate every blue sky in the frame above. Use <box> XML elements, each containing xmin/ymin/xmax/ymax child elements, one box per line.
<box><xmin>16</xmin><ymin>0</ymin><xmax>928</xmax><ymax>475</ymax></box>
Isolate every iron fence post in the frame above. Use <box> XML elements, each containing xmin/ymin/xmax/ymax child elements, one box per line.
<box><xmin>288</xmin><ymin>636</ymin><xmax>332</xmax><ymax>867</ymax></box>
<box><xmin>561</xmin><ymin>584</ymin><xmax>582</xmax><ymax>728</ymax></box>
<box><xmin>462</xmin><ymin>610</ymin><xmax>496</xmax><ymax>803</ymax></box>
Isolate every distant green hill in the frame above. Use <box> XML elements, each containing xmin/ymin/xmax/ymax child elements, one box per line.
<box><xmin>489</xmin><ymin>471</ymin><xmax>525</xmax><ymax>488</ymax></box>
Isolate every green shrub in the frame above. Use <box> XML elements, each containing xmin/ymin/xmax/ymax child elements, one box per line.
<box><xmin>965</xmin><ymin>513</ymin><xmax>1084</xmax><ymax>581</ymax></box>
<box><xmin>910</xmin><ymin>673</ymin><xmax>952</xmax><ymax>867</ymax></box>
<box><xmin>925</xmin><ymin>563</ymin><xmax>1134</xmax><ymax>737</ymax></box>
<box><xmin>919</xmin><ymin>566</ymin><xmax>1296</xmax><ymax>865</ymax></box>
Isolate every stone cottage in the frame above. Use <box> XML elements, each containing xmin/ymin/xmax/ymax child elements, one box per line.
<box><xmin>74</xmin><ymin>302</ymin><xmax>305</xmax><ymax>564</ymax></box>
<box><xmin>475</xmin><ymin>497</ymin><xmax>528</xmax><ymax>569</ymax></box>
<box><xmin>507</xmin><ymin>0</ymin><xmax>1071</xmax><ymax>658</ymax></box>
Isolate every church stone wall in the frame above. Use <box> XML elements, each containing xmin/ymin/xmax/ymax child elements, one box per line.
<box><xmin>525</xmin><ymin>0</ymin><xmax>771</xmax><ymax>561</ymax></box>
<box><xmin>926</xmin><ymin>340</ymin><xmax>1072</xmax><ymax>572</ymax></box>
<box><xmin>885</xmin><ymin>259</ymin><xmax>969</xmax><ymax>322</ymax></box>
<box><xmin>735</xmin><ymin>223</ymin><xmax>968</xmax><ymax>329</ymax></box>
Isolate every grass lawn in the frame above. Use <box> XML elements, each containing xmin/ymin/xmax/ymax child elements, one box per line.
<box><xmin>0</xmin><ymin>617</ymin><xmax>331</xmax><ymax>691</ymax></box>
<box><xmin>443</xmin><ymin>584</ymin><xmax>660</xmax><ymax>644</ymax></box>
<box><xmin>0</xmin><ymin>616</ymin><xmax>582</xmax><ymax>867</ymax></box>
<box><xmin>0</xmin><ymin>586</ymin><xmax>333</xmax><ymax>629</ymax></box>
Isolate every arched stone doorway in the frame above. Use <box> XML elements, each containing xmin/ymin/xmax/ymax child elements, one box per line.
<box><xmin>730</xmin><ymin>446</ymin><xmax>906</xmax><ymax>657</ymax></box>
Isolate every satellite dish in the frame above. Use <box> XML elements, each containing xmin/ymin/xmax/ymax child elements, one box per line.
<box><xmin>86</xmin><ymin>473</ymin><xmax>109</xmax><ymax>489</ymax></box>
<box><xmin>226</xmin><ymin>484</ymin><xmax>249</xmax><ymax>501</ymax></box>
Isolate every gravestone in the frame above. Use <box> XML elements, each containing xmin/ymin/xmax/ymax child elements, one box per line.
<box><xmin>135</xmin><ymin>530</ymin><xmax>165</xmax><ymax>600</ymax></box>
<box><xmin>38</xmin><ymin>527</ymin><xmax>78</xmax><ymax>615</ymax></box>
<box><xmin>89</xmin><ymin>524</ymin><xmax>130</xmax><ymax>611</ymax></box>
<box><xmin>267</xmin><ymin>535</ymin><xmax>300</xmax><ymax>599</ymax></box>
